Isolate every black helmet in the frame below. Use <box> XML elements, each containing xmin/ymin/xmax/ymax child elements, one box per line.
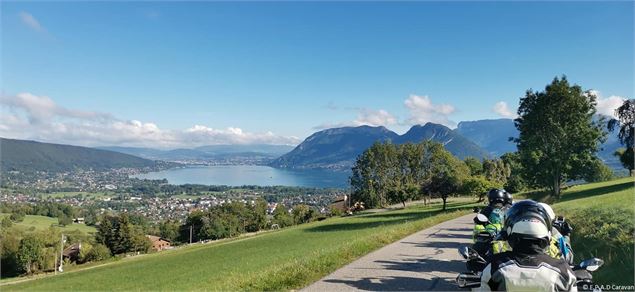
<box><xmin>504</xmin><ymin>200</ymin><xmax>552</xmax><ymax>250</ymax></box>
<box><xmin>503</xmin><ymin>191</ymin><xmax>513</xmax><ymax>206</ymax></box>
<box><xmin>487</xmin><ymin>189</ymin><xmax>506</xmax><ymax>205</ymax></box>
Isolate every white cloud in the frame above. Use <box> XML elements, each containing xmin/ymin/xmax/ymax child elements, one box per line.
<box><xmin>0</xmin><ymin>92</ymin><xmax>300</xmax><ymax>148</ymax></box>
<box><xmin>19</xmin><ymin>12</ymin><xmax>44</xmax><ymax>32</ymax></box>
<box><xmin>0</xmin><ymin>93</ymin><xmax>111</xmax><ymax>124</ymax></box>
<box><xmin>404</xmin><ymin>95</ymin><xmax>456</xmax><ymax>128</ymax></box>
<box><xmin>492</xmin><ymin>101</ymin><xmax>517</xmax><ymax>118</ymax></box>
<box><xmin>353</xmin><ymin>109</ymin><xmax>397</xmax><ymax>127</ymax></box>
<box><xmin>591</xmin><ymin>90</ymin><xmax>626</xmax><ymax>118</ymax></box>
<box><xmin>313</xmin><ymin>108</ymin><xmax>397</xmax><ymax>130</ymax></box>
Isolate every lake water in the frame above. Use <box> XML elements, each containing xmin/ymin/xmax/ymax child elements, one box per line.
<box><xmin>132</xmin><ymin>165</ymin><xmax>350</xmax><ymax>188</ymax></box>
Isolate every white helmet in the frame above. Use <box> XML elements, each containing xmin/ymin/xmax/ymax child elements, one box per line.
<box><xmin>537</xmin><ymin>202</ymin><xmax>556</xmax><ymax>222</ymax></box>
<box><xmin>504</xmin><ymin>200</ymin><xmax>552</xmax><ymax>249</ymax></box>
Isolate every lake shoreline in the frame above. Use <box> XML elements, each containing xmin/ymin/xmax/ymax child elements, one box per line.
<box><xmin>131</xmin><ymin>165</ymin><xmax>350</xmax><ymax>188</ymax></box>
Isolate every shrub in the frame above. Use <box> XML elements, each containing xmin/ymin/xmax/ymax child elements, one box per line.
<box><xmin>83</xmin><ymin>244</ymin><xmax>111</xmax><ymax>262</ymax></box>
<box><xmin>563</xmin><ymin>207</ymin><xmax>635</xmax><ymax>285</ymax></box>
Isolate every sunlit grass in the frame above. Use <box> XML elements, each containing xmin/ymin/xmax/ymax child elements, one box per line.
<box><xmin>2</xmin><ymin>201</ymin><xmax>475</xmax><ymax>291</ymax></box>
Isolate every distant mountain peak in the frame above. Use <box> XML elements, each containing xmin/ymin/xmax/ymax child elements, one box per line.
<box><xmin>271</xmin><ymin>123</ymin><xmax>488</xmax><ymax>170</ymax></box>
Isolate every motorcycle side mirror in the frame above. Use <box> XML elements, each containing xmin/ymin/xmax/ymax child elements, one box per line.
<box><xmin>458</xmin><ymin>246</ymin><xmax>469</xmax><ymax>259</ymax></box>
<box><xmin>579</xmin><ymin>258</ymin><xmax>604</xmax><ymax>272</ymax></box>
<box><xmin>473</xmin><ymin>207</ymin><xmax>480</xmax><ymax>213</ymax></box>
<box><xmin>475</xmin><ymin>214</ymin><xmax>489</xmax><ymax>225</ymax></box>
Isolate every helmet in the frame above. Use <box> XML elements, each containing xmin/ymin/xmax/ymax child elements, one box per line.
<box><xmin>537</xmin><ymin>202</ymin><xmax>556</xmax><ymax>222</ymax></box>
<box><xmin>487</xmin><ymin>189</ymin><xmax>506</xmax><ymax>205</ymax></box>
<box><xmin>503</xmin><ymin>191</ymin><xmax>513</xmax><ymax>206</ymax></box>
<box><xmin>504</xmin><ymin>200</ymin><xmax>552</xmax><ymax>250</ymax></box>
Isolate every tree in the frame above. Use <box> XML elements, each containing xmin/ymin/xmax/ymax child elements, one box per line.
<box><xmin>482</xmin><ymin>159</ymin><xmax>510</xmax><ymax>187</ymax></box>
<box><xmin>246</xmin><ymin>199</ymin><xmax>268</xmax><ymax>232</ymax></box>
<box><xmin>583</xmin><ymin>160</ymin><xmax>614</xmax><ymax>182</ymax></box>
<box><xmin>1</xmin><ymin>216</ymin><xmax>13</xmax><ymax>229</ymax></box>
<box><xmin>464</xmin><ymin>157</ymin><xmax>483</xmax><ymax>176</ymax></box>
<box><xmin>58</xmin><ymin>213</ymin><xmax>73</xmax><ymax>227</ymax></box>
<box><xmin>421</xmin><ymin>143</ymin><xmax>469</xmax><ymax>210</ymax></box>
<box><xmin>392</xmin><ymin>143</ymin><xmax>426</xmax><ymax>207</ymax></box>
<box><xmin>514</xmin><ymin>76</ymin><xmax>605</xmax><ymax>198</ymax></box>
<box><xmin>608</xmin><ymin>99</ymin><xmax>635</xmax><ymax>174</ymax></box>
<box><xmin>291</xmin><ymin>204</ymin><xmax>313</xmax><ymax>224</ymax></box>
<box><xmin>614</xmin><ymin>148</ymin><xmax>634</xmax><ymax>175</ymax></box>
<box><xmin>82</xmin><ymin>244</ymin><xmax>110</xmax><ymax>263</ymax></box>
<box><xmin>17</xmin><ymin>235</ymin><xmax>43</xmax><ymax>274</ymax></box>
<box><xmin>462</xmin><ymin>176</ymin><xmax>496</xmax><ymax>202</ymax></box>
<box><xmin>97</xmin><ymin>214</ymin><xmax>147</xmax><ymax>255</ymax></box>
<box><xmin>272</xmin><ymin>204</ymin><xmax>293</xmax><ymax>227</ymax></box>
<box><xmin>350</xmin><ymin>142</ymin><xmax>398</xmax><ymax>208</ymax></box>
<box><xmin>9</xmin><ymin>212</ymin><xmax>25</xmax><ymax>223</ymax></box>
<box><xmin>500</xmin><ymin>152</ymin><xmax>527</xmax><ymax>193</ymax></box>
<box><xmin>159</xmin><ymin>220</ymin><xmax>180</xmax><ymax>243</ymax></box>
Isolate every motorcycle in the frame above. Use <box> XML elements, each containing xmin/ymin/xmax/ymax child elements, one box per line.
<box><xmin>455</xmin><ymin>257</ymin><xmax>604</xmax><ymax>290</ymax></box>
<box><xmin>456</xmin><ymin>246</ymin><xmax>486</xmax><ymax>289</ymax></box>
<box><xmin>573</xmin><ymin>258</ymin><xmax>604</xmax><ymax>291</ymax></box>
<box><xmin>455</xmin><ymin>213</ymin><xmax>497</xmax><ymax>289</ymax></box>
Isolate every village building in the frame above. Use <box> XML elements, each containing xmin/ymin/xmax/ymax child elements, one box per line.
<box><xmin>146</xmin><ymin>235</ymin><xmax>172</xmax><ymax>251</ymax></box>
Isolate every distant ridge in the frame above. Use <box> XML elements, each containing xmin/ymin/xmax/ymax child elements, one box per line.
<box><xmin>455</xmin><ymin>118</ymin><xmax>518</xmax><ymax>156</ymax></box>
<box><xmin>398</xmin><ymin>123</ymin><xmax>490</xmax><ymax>158</ymax></box>
<box><xmin>100</xmin><ymin>144</ymin><xmax>295</xmax><ymax>163</ymax></box>
<box><xmin>0</xmin><ymin>138</ymin><xmax>158</xmax><ymax>172</ymax></box>
<box><xmin>270</xmin><ymin>123</ymin><xmax>488</xmax><ymax>170</ymax></box>
<box><xmin>270</xmin><ymin>125</ymin><xmax>399</xmax><ymax>169</ymax></box>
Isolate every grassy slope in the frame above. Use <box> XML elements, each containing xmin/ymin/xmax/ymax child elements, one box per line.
<box><xmin>4</xmin><ymin>178</ymin><xmax>632</xmax><ymax>290</ymax></box>
<box><xmin>3</xmin><ymin>201</ymin><xmax>475</xmax><ymax>291</ymax></box>
<box><xmin>0</xmin><ymin>214</ymin><xmax>96</xmax><ymax>235</ymax></box>
<box><xmin>552</xmin><ymin>177</ymin><xmax>634</xmax><ymax>285</ymax></box>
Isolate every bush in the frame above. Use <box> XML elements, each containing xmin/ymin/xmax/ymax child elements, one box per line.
<box><xmin>563</xmin><ymin>207</ymin><xmax>635</xmax><ymax>285</ymax></box>
<box><xmin>1</xmin><ymin>216</ymin><xmax>13</xmax><ymax>228</ymax></box>
<box><xmin>83</xmin><ymin>244</ymin><xmax>111</xmax><ymax>263</ymax></box>
<box><xmin>329</xmin><ymin>206</ymin><xmax>343</xmax><ymax>217</ymax></box>
<box><xmin>9</xmin><ymin>212</ymin><xmax>25</xmax><ymax>223</ymax></box>
<box><xmin>584</xmin><ymin>160</ymin><xmax>614</xmax><ymax>183</ymax></box>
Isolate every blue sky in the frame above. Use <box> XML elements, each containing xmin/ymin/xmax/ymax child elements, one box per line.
<box><xmin>1</xmin><ymin>1</ymin><xmax>633</xmax><ymax>147</ymax></box>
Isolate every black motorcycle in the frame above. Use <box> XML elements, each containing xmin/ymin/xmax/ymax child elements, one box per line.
<box><xmin>455</xmin><ymin>257</ymin><xmax>604</xmax><ymax>290</ymax></box>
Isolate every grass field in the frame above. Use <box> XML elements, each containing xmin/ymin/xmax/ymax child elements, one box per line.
<box><xmin>1</xmin><ymin>201</ymin><xmax>475</xmax><ymax>291</ymax></box>
<box><xmin>0</xmin><ymin>214</ymin><xmax>97</xmax><ymax>235</ymax></box>
<box><xmin>551</xmin><ymin>177</ymin><xmax>635</xmax><ymax>285</ymax></box>
<box><xmin>3</xmin><ymin>177</ymin><xmax>632</xmax><ymax>291</ymax></box>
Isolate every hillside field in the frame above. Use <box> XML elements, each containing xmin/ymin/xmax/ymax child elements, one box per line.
<box><xmin>1</xmin><ymin>201</ymin><xmax>475</xmax><ymax>290</ymax></box>
<box><xmin>3</xmin><ymin>177</ymin><xmax>633</xmax><ymax>291</ymax></box>
<box><xmin>0</xmin><ymin>214</ymin><xmax>96</xmax><ymax>235</ymax></box>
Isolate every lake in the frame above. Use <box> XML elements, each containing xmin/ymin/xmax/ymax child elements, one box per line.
<box><xmin>132</xmin><ymin>165</ymin><xmax>350</xmax><ymax>188</ymax></box>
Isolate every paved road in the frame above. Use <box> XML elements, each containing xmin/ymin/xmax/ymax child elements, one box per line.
<box><xmin>304</xmin><ymin>214</ymin><xmax>474</xmax><ymax>292</ymax></box>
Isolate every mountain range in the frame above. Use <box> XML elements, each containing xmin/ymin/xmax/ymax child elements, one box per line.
<box><xmin>1</xmin><ymin>118</ymin><xmax>624</xmax><ymax>173</ymax></box>
<box><xmin>270</xmin><ymin>123</ymin><xmax>489</xmax><ymax>169</ymax></box>
<box><xmin>271</xmin><ymin>119</ymin><xmax>624</xmax><ymax>170</ymax></box>
<box><xmin>99</xmin><ymin>144</ymin><xmax>295</xmax><ymax>165</ymax></box>
<box><xmin>0</xmin><ymin>138</ymin><xmax>158</xmax><ymax>172</ymax></box>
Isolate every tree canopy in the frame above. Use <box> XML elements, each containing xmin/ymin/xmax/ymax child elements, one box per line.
<box><xmin>514</xmin><ymin>76</ymin><xmax>606</xmax><ymax>197</ymax></box>
<box><xmin>608</xmin><ymin>99</ymin><xmax>635</xmax><ymax>174</ymax></box>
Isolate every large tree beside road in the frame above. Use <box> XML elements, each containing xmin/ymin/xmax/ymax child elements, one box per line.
<box><xmin>514</xmin><ymin>76</ymin><xmax>606</xmax><ymax>198</ymax></box>
<box><xmin>608</xmin><ymin>99</ymin><xmax>635</xmax><ymax>174</ymax></box>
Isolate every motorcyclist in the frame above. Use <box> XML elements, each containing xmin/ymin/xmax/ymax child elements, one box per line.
<box><xmin>474</xmin><ymin>189</ymin><xmax>507</xmax><ymax>237</ymax></box>
<box><xmin>503</xmin><ymin>190</ymin><xmax>513</xmax><ymax>208</ymax></box>
<box><xmin>472</xmin><ymin>189</ymin><xmax>508</xmax><ymax>261</ymax></box>
<box><xmin>478</xmin><ymin>200</ymin><xmax>577</xmax><ymax>291</ymax></box>
<box><xmin>538</xmin><ymin>202</ymin><xmax>574</xmax><ymax>264</ymax></box>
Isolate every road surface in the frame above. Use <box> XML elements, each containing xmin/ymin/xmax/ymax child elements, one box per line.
<box><xmin>304</xmin><ymin>213</ymin><xmax>474</xmax><ymax>291</ymax></box>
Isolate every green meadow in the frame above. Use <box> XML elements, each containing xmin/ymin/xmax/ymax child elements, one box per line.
<box><xmin>3</xmin><ymin>177</ymin><xmax>633</xmax><ymax>291</ymax></box>
<box><xmin>2</xmin><ymin>201</ymin><xmax>475</xmax><ymax>291</ymax></box>
<box><xmin>0</xmin><ymin>214</ymin><xmax>97</xmax><ymax>235</ymax></box>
